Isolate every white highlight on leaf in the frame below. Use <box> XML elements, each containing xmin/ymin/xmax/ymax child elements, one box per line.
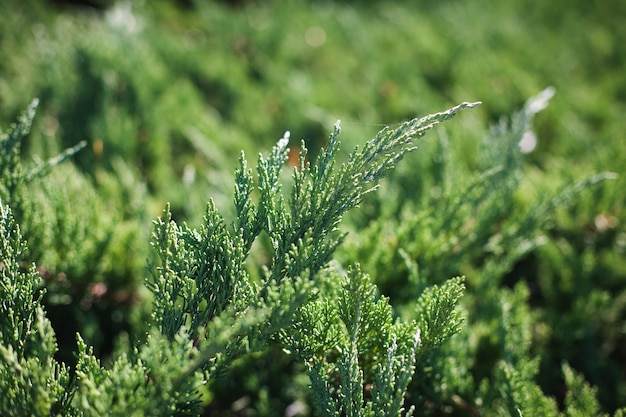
<box><xmin>519</xmin><ymin>87</ymin><xmax>555</xmax><ymax>153</ymax></box>
<box><xmin>278</xmin><ymin>131</ymin><xmax>290</xmax><ymax>150</ymax></box>
<box><xmin>106</xmin><ymin>2</ymin><xmax>140</xmax><ymax>33</ymax></box>
<box><xmin>525</xmin><ymin>86</ymin><xmax>555</xmax><ymax>115</ymax></box>
<box><xmin>519</xmin><ymin>130</ymin><xmax>537</xmax><ymax>154</ymax></box>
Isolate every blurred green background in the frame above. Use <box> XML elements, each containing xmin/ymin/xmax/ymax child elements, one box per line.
<box><xmin>1</xmin><ymin>0</ymin><xmax>624</xmax><ymax>414</ymax></box>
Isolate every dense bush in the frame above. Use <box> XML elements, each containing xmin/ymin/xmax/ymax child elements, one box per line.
<box><xmin>1</xmin><ymin>0</ymin><xmax>625</xmax><ymax>415</ymax></box>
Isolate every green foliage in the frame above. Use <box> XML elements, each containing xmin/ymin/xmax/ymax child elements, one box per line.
<box><xmin>340</xmin><ymin>88</ymin><xmax>616</xmax><ymax>298</ymax></box>
<box><xmin>1</xmin><ymin>100</ymin><xmax>150</xmax><ymax>365</ymax></box>
<box><xmin>147</xmin><ymin>99</ymin><xmax>477</xmax><ymax>339</ymax></box>
<box><xmin>145</xmin><ymin>101</ymin><xmax>477</xmax><ymax>414</ymax></box>
<box><xmin>2</xmin><ymin>100</ymin><xmax>479</xmax><ymax>415</ymax></box>
<box><xmin>72</xmin><ymin>329</ymin><xmax>206</xmax><ymax>417</ymax></box>
<box><xmin>0</xmin><ymin>203</ymin><xmax>71</xmax><ymax>417</ymax></box>
<box><xmin>336</xmin><ymin>89</ymin><xmax>622</xmax><ymax>415</ymax></box>
<box><xmin>2</xmin><ymin>89</ymin><xmax>624</xmax><ymax>415</ymax></box>
<box><xmin>562</xmin><ymin>363</ymin><xmax>607</xmax><ymax>417</ymax></box>
<box><xmin>0</xmin><ymin>99</ymin><xmax>85</xmax><ymax>226</ymax></box>
<box><xmin>1</xmin><ymin>0</ymin><xmax>625</xmax><ymax>414</ymax></box>
<box><xmin>297</xmin><ymin>266</ymin><xmax>422</xmax><ymax>417</ymax></box>
<box><xmin>414</xmin><ymin>277</ymin><xmax>465</xmax><ymax>354</ymax></box>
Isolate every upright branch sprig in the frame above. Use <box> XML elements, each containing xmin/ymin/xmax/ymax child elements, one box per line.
<box><xmin>148</xmin><ymin>203</ymin><xmax>247</xmax><ymax>341</ymax></box>
<box><xmin>0</xmin><ymin>202</ymin><xmax>71</xmax><ymax>416</ymax></box>
<box><xmin>0</xmin><ymin>202</ymin><xmax>45</xmax><ymax>357</ymax></box>
<box><xmin>145</xmin><ymin>102</ymin><xmax>478</xmax><ymax>414</ymax></box>
<box><xmin>256</xmin><ymin>131</ymin><xmax>291</xmax><ymax>252</ymax></box>
<box><xmin>267</xmin><ymin>101</ymin><xmax>481</xmax><ymax>283</ymax></box>
<box><xmin>149</xmin><ymin>102</ymin><xmax>479</xmax><ymax>342</ymax></box>
<box><xmin>233</xmin><ymin>152</ymin><xmax>261</xmax><ymax>254</ymax></box>
<box><xmin>301</xmin><ymin>267</ymin><xmax>423</xmax><ymax>417</ymax></box>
